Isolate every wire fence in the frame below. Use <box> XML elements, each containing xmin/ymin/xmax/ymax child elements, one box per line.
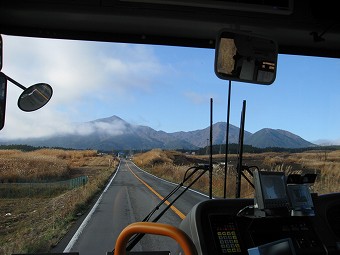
<box><xmin>0</xmin><ymin>176</ymin><xmax>88</xmax><ymax>198</ymax></box>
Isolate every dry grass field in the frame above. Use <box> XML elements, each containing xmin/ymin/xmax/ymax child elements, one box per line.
<box><xmin>133</xmin><ymin>149</ymin><xmax>340</xmax><ymax>198</ymax></box>
<box><xmin>0</xmin><ymin>149</ymin><xmax>119</xmax><ymax>255</ymax></box>
<box><xmin>1</xmin><ymin>147</ymin><xmax>338</xmax><ymax>254</ymax></box>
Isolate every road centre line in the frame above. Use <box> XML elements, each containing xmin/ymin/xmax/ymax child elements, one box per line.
<box><xmin>126</xmin><ymin>161</ymin><xmax>186</xmax><ymax>220</ymax></box>
<box><xmin>131</xmin><ymin>161</ymin><xmax>209</xmax><ymax>198</ymax></box>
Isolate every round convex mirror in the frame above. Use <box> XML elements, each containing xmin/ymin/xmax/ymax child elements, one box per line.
<box><xmin>18</xmin><ymin>83</ymin><xmax>53</xmax><ymax>112</ymax></box>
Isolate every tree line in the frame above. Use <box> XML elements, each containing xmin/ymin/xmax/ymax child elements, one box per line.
<box><xmin>196</xmin><ymin>143</ymin><xmax>340</xmax><ymax>155</ymax></box>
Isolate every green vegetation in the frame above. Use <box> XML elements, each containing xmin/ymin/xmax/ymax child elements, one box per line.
<box><xmin>0</xmin><ymin>176</ymin><xmax>88</xmax><ymax>198</ymax></box>
<box><xmin>0</xmin><ymin>144</ymin><xmax>76</xmax><ymax>152</ymax></box>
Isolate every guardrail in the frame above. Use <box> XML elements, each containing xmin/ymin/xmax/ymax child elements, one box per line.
<box><xmin>0</xmin><ymin>176</ymin><xmax>88</xmax><ymax>198</ymax></box>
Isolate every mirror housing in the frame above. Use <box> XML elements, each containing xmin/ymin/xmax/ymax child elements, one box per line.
<box><xmin>18</xmin><ymin>83</ymin><xmax>53</xmax><ymax>112</ymax></box>
<box><xmin>215</xmin><ymin>30</ymin><xmax>278</xmax><ymax>85</ymax></box>
<box><xmin>0</xmin><ymin>72</ymin><xmax>7</xmax><ymax>130</ymax></box>
<box><xmin>0</xmin><ymin>34</ymin><xmax>2</xmax><ymax>71</ymax></box>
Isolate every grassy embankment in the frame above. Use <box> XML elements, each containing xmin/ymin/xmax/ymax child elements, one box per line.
<box><xmin>0</xmin><ymin>149</ymin><xmax>119</xmax><ymax>255</ymax></box>
<box><xmin>132</xmin><ymin>149</ymin><xmax>340</xmax><ymax>198</ymax></box>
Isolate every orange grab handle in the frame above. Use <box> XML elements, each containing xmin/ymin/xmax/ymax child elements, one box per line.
<box><xmin>114</xmin><ymin>222</ymin><xmax>198</xmax><ymax>255</ymax></box>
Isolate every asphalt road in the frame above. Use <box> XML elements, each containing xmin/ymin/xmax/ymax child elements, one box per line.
<box><xmin>56</xmin><ymin>158</ymin><xmax>208</xmax><ymax>255</ymax></box>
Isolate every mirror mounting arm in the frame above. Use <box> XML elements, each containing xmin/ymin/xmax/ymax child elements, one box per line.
<box><xmin>5</xmin><ymin>74</ymin><xmax>27</xmax><ymax>90</ymax></box>
<box><xmin>0</xmin><ymin>72</ymin><xmax>53</xmax><ymax>112</ymax></box>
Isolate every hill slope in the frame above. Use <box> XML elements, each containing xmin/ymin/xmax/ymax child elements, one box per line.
<box><xmin>172</xmin><ymin>122</ymin><xmax>252</xmax><ymax>147</ymax></box>
<box><xmin>0</xmin><ymin>116</ymin><xmax>315</xmax><ymax>150</ymax></box>
<box><xmin>245</xmin><ymin>128</ymin><xmax>315</xmax><ymax>148</ymax></box>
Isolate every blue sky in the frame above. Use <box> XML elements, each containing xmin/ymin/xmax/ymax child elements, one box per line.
<box><xmin>1</xmin><ymin>35</ymin><xmax>340</xmax><ymax>144</ymax></box>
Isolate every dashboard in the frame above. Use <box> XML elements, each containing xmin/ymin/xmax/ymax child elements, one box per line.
<box><xmin>179</xmin><ymin>193</ymin><xmax>340</xmax><ymax>255</ymax></box>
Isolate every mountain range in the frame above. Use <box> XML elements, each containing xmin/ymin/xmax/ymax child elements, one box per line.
<box><xmin>0</xmin><ymin>115</ymin><xmax>315</xmax><ymax>150</ymax></box>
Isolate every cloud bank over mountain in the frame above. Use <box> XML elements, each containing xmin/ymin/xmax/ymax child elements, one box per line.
<box><xmin>0</xmin><ymin>115</ymin><xmax>316</xmax><ymax>150</ymax></box>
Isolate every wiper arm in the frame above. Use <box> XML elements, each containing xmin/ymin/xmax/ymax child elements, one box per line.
<box><xmin>141</xmin><ymin>165</ymin><xmax>199</xmax><ymax>222</ymax></box>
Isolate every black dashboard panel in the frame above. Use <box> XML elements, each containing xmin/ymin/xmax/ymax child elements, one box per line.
<box><xmin>2</xmin><ymin>1</ymin><xmax>340</xmax><ymax>58</ymax></box>
<box><xmin>312</xmin><ymin>193</ymin><xmax>340</xmax><ymax>254</ymax></box>
<box><xmin>180</xmin><ymin>193</ymin><xmax>340</xmax><ymax>255</ymax></box>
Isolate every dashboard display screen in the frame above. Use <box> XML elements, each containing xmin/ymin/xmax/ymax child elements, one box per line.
<box><xmin>254</xmin><ymin>170</ymin><xmax>289</xmax><ymax>209</ymax></box>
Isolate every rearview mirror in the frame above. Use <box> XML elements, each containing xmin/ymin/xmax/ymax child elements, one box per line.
<box><xmin>215</xmin><ymin>30</ymin><xmax>278</xmax><ymax>85</ymax></box>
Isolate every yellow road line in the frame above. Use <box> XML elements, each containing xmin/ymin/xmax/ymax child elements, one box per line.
<box><xmin>126</xmin><ymin>161</ymin><xmax>186</xmax><ymax>220</ymax></box>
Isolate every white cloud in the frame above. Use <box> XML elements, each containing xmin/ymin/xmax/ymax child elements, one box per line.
<box><xmin>83</xmin><ymin>121</ymin><xmax>127</xmax><ymax>136</ymax></box>
<box><xmin>184</xmin><ymin>91</ymin><xmax>214</xmax><ymax>104</ymax></box>
<box><xmin>1</xmin><ymin>105</ymin><xmax>73</xmax><ymax>139</ymax></box>
<box><xmin>0</xmin><ymin>35</ymin><xmax>164</xmax><ymax>139</ymax></box>
<box><xmin>0</xmin><ymin>103</ymin><xmax>131</xmax><ymax>139</ymax></box>
<box><xmin>313</xmin><ymin>138</ymin><xmax>340</xmax><ymax>146</ymax></box>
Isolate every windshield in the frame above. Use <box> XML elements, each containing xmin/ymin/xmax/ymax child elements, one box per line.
<box><xmin>0</xmin><ymin>35</ymin><xmax>340</xmax><ymax>254</ymax></box>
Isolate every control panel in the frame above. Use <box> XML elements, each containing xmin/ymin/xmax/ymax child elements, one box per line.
<box><xmin>209</xmin><ymin>215</ymin><xmax>242</xmax><ymax>254</ymax></box>
<box><xmin>179</xmin><ymin>199</ymin><xmax>330</xmax><ymax>255</ymax></box>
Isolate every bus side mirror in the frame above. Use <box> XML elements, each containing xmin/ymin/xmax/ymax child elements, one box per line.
<box><xmin>0</xmin><ymin>35</ymin><xmax>53</xmax><ymax>131</ymax></box>
<box><xmin>0</xmin><ymin>35</ymin><xmax>4</xmax><ymax>130</ymax></box>
<box><xmin>215</xmin><ymin>30</ymin><xmax>278</xmax><ymax>85</ymax></box>
<box><xmin>0</xmin><ymin>34</ymin><xmax>2</xmax><ymax>71</ymax></box>
<box><xmin>0</xmin><ymin>72</ymin><xmax>7</xmax><ymax>130</ymax></box>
